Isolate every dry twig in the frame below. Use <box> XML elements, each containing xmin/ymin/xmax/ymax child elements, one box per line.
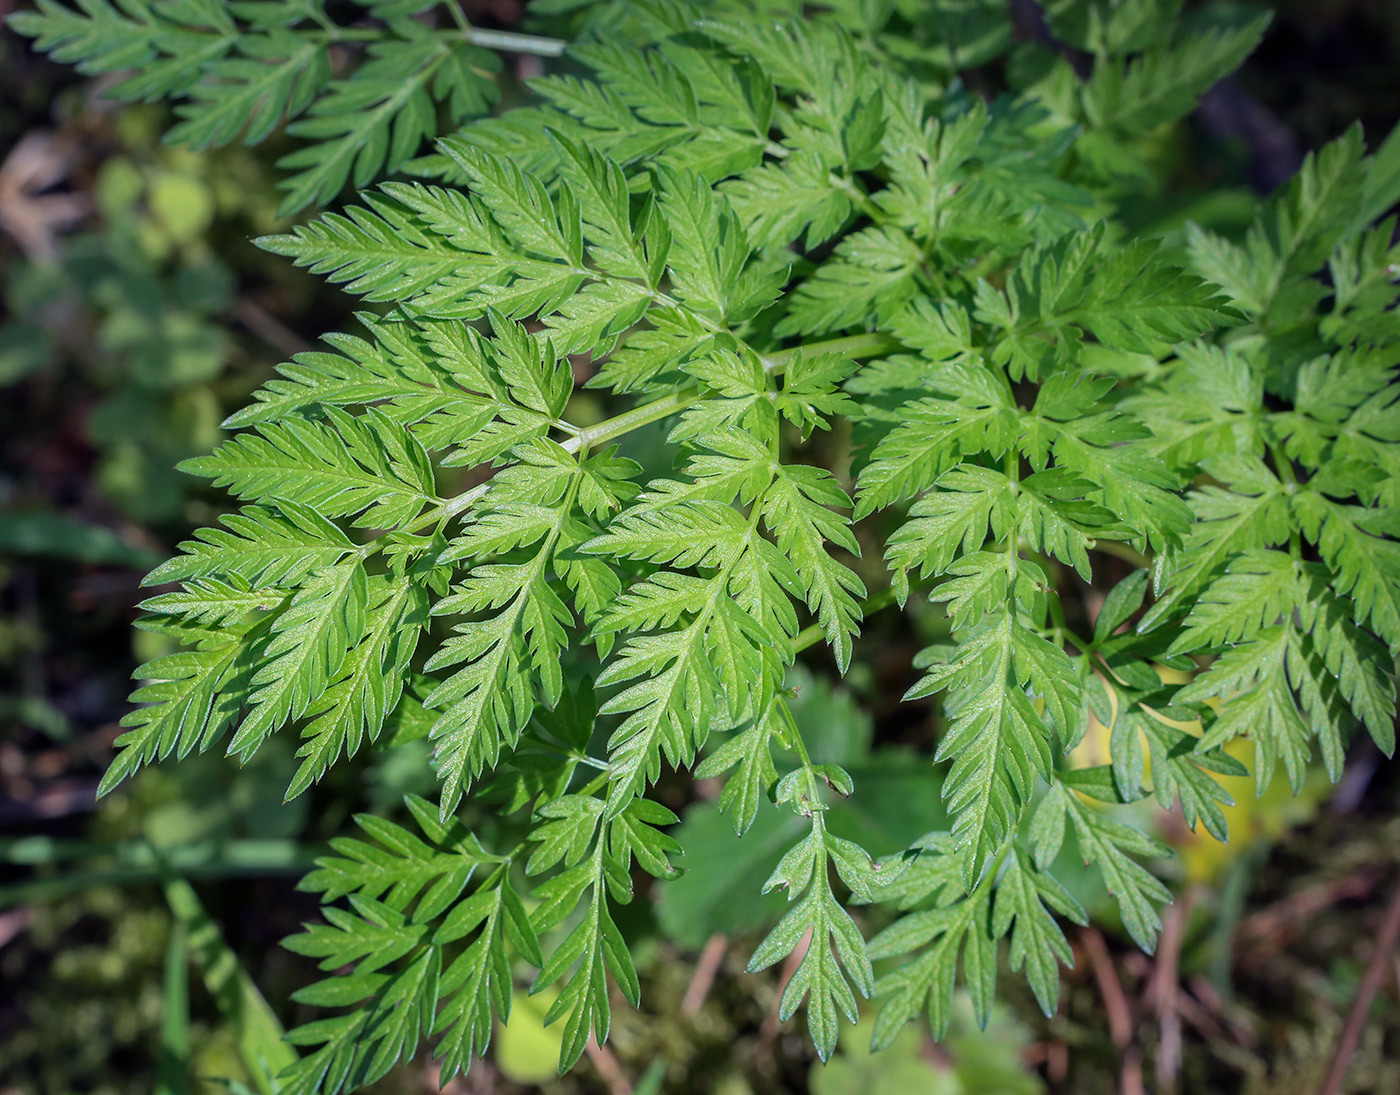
<box><xmin>1318</xmin><ymin>876</ymin><xmax>1400</xmax><ymax>1095</ymax></box>
<box><xmin>585</xmin><ymin>1034</ymin><xmax>632</xmax><ymax>1095</ymax></box>
<box><xmin>681</xmin><ymin>933</ymin><xmax>728</xmax><ymax>1017</ymax></box>
<box><xmin>1080</xmin><ymin>926</ymin><xmax>1148</xmax><ymax>1095</ymax></box>
<box><xmin>1237</xmin><ymin>870</ymin><xmax>1379</xmax><ymax>952</ymax></box>
<box><xmin>1081</xmin><ymin>927</ymin><xmax>1133</xmax><ymax>1048</ymax></box>
<box><xmin>0</xmin><ymin>132</ymin><xmax>89</xmax><ymax>260</ymax></box>
<box><xmin>1148</xmin><ymin>889</ymin><xmax>1195</xmax><ymax>1093</ymax></box>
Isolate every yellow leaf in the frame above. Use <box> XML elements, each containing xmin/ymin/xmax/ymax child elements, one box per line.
<box><xmin>494</xmin><ymin>987</ymin><xmax>564</xmax><ymax>1084</ymax></box>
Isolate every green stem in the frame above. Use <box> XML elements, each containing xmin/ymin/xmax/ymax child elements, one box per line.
<box><xmin>307</xmin><ymin>6</ymin><xmax>341</xmax><ymax>37</ymax></box>
<box><xmin>977</xmin><ymin>841</ymin><xmax>1013</xmax><ymax>893</ymax></box>
<box><xmin>308</xmin><ymin>23</ymin><xmax>566</xmax><ymax>55</ymax></box>
<box><xmin>413</xmin><ymin>333</ymin><xmax>898</xmax><ymax>534</ymax></box>
<box><xmin>1060</xmin><ymin>626</ymin><xmax>1095</xmax><ymax>655</ymax></box>
<box><xmin>759</xmin><ymin>332</ymin><xmax>900</xmax><ymax>373</ymax></box>
<box><xmin>307</xmin><ymin>26</ymin><xmax>382</xmax><ymax>40</ymax></box>
<box><xmin>1042</xmin><ymin>584</ymin><xmax>1092</xmax><ymax>654</ymax></box>
<box><xmin>964</xmin><ymin>249</ymin><xmax>1008</xmax><ymax>283</ymax></box>
<box><xmin>564</xmin><ymin>390</ymin><xmax>701</xmax><ymax>452</ymax></box>
<box><xmin>137</xmin><ymin>11</ymin><xmax>566</xmax><ymax>58</ymax></box>
<box><xmin>445</xmin><ymin>0</ymin><xmax>472</xmax><ymax>32</ymax></box>
<box><xmin>1002</xmin><ymin>449</ymin><xmax>1021</xmax><ymax>583</ymax></box>
<box><xmin>458</xmin><ymin>26</ymin><xmax>567</xmax><ymax>56</ymax></box>
<box><xmin>828</xmin><ymin>172</ymin><xmax>886</xmax><ymax>225</ymax></box>
<box><xmin>1092</xmin><ymin>539</ymin><xmax>1153</xmax><ymax>570</ymax></box>
<box><xmin>418</xmin><ymin>480</ymin><xmax>491</xmax><ymax>530</ymax></box>
<box><xmin>1267</xmin><ymin>440</ymin><xmax>1303</xmax><ymax>556</ymax></box>
<box><xmin>774</xmin><ymin>692</ymin><xmax>818</xmax><ymax>774</ymax></box>
<box><xmin>792</xmin><ymin>585</ymin><xmax>898</xmax><ymax>655</ymax></box>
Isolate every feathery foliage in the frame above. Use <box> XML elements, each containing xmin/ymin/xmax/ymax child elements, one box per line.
<box><xmin>12</xmin><ymin>0</ymin><xmax>566</xmax><ymax>214</ymax></box>
<box><xmin>20</xmin><ymin>0</ymin><xmax>1400</xmax><ymax>1086</ymax></box>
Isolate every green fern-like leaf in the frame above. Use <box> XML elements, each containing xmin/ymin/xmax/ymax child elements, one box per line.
<box><xmin>11</xmin><ymin>0</ymin><xmax>562</xmax><ymax>214</ymax></box>
<box><xmin>44</xmin><ymin>0</ymin><xmax>1400</xmax><ymax>1087</ymax></box>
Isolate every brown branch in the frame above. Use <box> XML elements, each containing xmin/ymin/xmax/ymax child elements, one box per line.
<box><xmin>681</xmin><ymin>933</ymin><xmax>728</xmax><ymax>1018</ymax></box>
<box><xmin>1081</xmin><ymin>927</ymin><xmax>1133</xmax><ymax>1048</ymax></box>
<box><xmin>1318</xmin><ymin>875</ymin><xmax>1400</xmax><ymax>1095</ymax></box>
<box><xmin>585</xmin><ymin>1034</ymin><xmax>631</xmax><ymax>1095</ymax></box>
<box><xmin>1120</xmin><ymin>1049</ymin><xmax>1146</xmax><ymax>1095</ymax></box>
<box><xmin>1237</xmin><ymin>870</ymin><xmax>1379</xmax><ymax>952</ymax></box>
<box><xmin>1188</xmin><ymin>976</ymin><xmax>1258</xmax><ymax>1049</ymax></box>
<box><xmin>232</xmin><ymin>298</ymin><xmax>315</xmax><ymax>359</ymax></box>
<box><xmin>1080</xmin><ymin>926</ymin><xmax>1156</xmax><ymax>1095</ymax></box>
<box><xmin>1148</xmin><ymin>890</ymin><xmax>1195</xmax><ymax>1094</ymax></box>
<box><xmin>1022</xmin><ymin>1041</ymin><xmax>1068</xmax><ymax>1082</ymax></box>
<box><xmin>1173</xmin><ymin>984</ymin><xmax>1228</xmax><ymax>1048</ymax></box>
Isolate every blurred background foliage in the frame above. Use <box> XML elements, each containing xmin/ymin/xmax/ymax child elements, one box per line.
<box><xmin>1</xmin><ymin>1</ymin><xmax>1399</xmax><ymax>1093</ymax></box>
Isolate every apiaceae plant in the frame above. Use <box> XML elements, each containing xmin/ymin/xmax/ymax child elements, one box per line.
<box><xmin>13</xmin><ymin>0</ymin><xmax>1400</xmax><ymax>1090</ymax></box>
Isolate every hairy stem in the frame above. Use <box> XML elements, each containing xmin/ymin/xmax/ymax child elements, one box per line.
<box><xmin>311</xmin><ymin>21</ymin><xmax>566</xmax><ymax>55</ymax></box>
<box><xmin>565</xmin><ymin>390</ymin><xmax>701</xmax><ymax>453</ymax></box>
<box><xmin>458</xmin><ymin>26</ymin><xmax>568</xmax><ymax>56</ymax></box>
<box><xmin>759</xmin><ymin>331</ymin><xmax>899</xmax><ymax>373</ymax></box>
